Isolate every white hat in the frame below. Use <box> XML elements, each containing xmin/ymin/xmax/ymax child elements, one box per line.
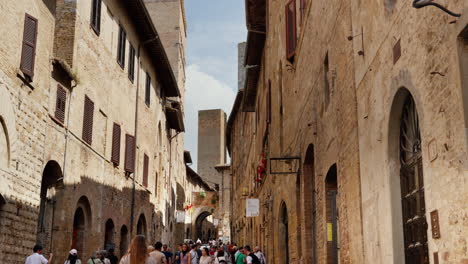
<box><xmin>70</xmin><ymin>249</ymin><xmax>78</xmax><ymax>255</ymax></box>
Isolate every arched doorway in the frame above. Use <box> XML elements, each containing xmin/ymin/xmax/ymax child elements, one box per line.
<box><xmin>120</xmin><ymin>225</ymin><xmax>129</xmax><ymax>258</ymax></box>
<box><xmin>137</xmin><ymin>214</ymin><xmax>147</xmax><ymax>237</ymax></box>
<box><xmin>303</xmin><ymin>145</ymin><xmax>317</xmax><ymax>264</ymax></box>
<box><xmin>397</xmin><ymin>93</ymin><xmax>428</xmax><ymax>263</ymax></box>
<box><xmin>36</xmin><ymin>161</ymin><xmax>62</xmax><ymax>245</ymax></box>
<box><xmin>72</xmin><ymin>196</ymin><xmax>91</xmax><ymax>255</ymax></box>
<box><xmin>104</xmin><ymin>219</ymin><xmax>115</xmax><ymax>250</ymax></box>
<box><xmin>195</xmin><ymin>211</ymin><xmax>211</xmax><ymax>241</ymax></box>
<box><xmin>325</xmin><ymin>164</ymin><xmax>338</xmax><ymax>264</ymax></box>
<box><xmin>278</xmin><ymin>202</ymin><xmax>289</xmax><ymax>264</ymax></box>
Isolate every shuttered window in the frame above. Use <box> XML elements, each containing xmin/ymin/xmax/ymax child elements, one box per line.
<box><xmin>128</xmin><ymin>44</ymin><xmax>135</xmax><ymax>82</ymax></box>
<box><xmin>143</xmin><ymin>154</ymin><xmax>149</xmax><ymax>187</ymax></box>
<box><xmin>117</xmin><ymin>25</ymin><xmax>126</xmax><ymax>68</ymax></box>
<box><xmin>111</xmin><ymin>123</ymin><xmax>121</xmax><ymax>165</ymax></box>
<box><xmin>124</xmin><ymin>134</ymin><xmax>135</xmax><ymax>173</ymax></box>
<box><xmin>20</xmin><ymin>14</ymin><xmax>38</xmax><ymax>79</ymax></box>
<box><xmin>285</xmin><ymin>0</ymin><xmax>297</xmax><ymax>61</ymax></box>
<box><xmin>82</xmin><ymin>96</ymin><xmax>94</xmax><ymax>145</ymax></box>
<box><xmin>145</xmin><ymin>72</ymin><xmax>151</xmax><ymax>107</ymax></box>
<box><xmin>90</xmin><ymin>0</ymin><xmax>101</xmax><ymax>35</ymax></box>
<box><xmin>55</xmin><ymin>85</ymin><xmax>67</xmax><ymax>123</ymax></box>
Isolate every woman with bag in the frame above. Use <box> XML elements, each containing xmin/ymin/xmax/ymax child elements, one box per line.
<box><xmin>119</xmin><ymin>235</ymin><xmax>157</xmax><ymax>264</ymax></box>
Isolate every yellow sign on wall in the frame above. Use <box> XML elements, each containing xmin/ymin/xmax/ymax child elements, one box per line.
<box><xmin>327</xmin><ymin>223</ymin><xmax>333</xmax><ymax>241</ymax></box>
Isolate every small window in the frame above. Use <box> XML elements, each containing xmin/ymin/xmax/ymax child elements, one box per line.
<box><xmin>82</xmin><ymin>95</ymin><xmax>94</xmax><ymax>145</ymax></box>
<box><xmin>124</xmin><ymin>134</ymin><xmax>135</xmax><ymax>173</ymax></box>
<box><xmin>143</xmin><ymin>154</ymin><xmax>149</xmax><ymax>187</ymax></box>
<box><xmin>55</xmin><ymin>85</ymin><xmax>67</xmax><ymax>123</ymax></box>
<box><xmin>111</xmin><ymin>123</ymin><xmax>121</xmax><ymax>165</ymax></box>
<box><xmin>90</xmin><ymin>0</ymin><xmax>101</xmax><ymax>35</ymax></box>
<box><xmin>128</xmin><ymin>44</ymin><xmax>135</xmax><ymax>82</ymax></box>
<box><xmin>117</xmin><ymin>25</ymin><xmax>126</xmax><ymax>69</ymax></box>
<box><xmin>285</xmin><ymin>0</ymin><xmax>297</xmax><ymax>61</ymax></box>
<box><xmin>145</xmin><ymin>73</ymin><xmax>151</xmax><ymax>107</ymax></box>
<box><xmin>20</xmin><ymin>14</ymin><xmax>38</xmax><ymax>79</ymax></box>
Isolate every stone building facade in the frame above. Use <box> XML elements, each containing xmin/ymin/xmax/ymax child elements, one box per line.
<box><xmin>228</xmin><ymin>1</ymin><xmax>467</xmax><ymax>264</ymax></box>
<box><xmin>0</xmin><ymin>0</ymin><xmax>186</xmax><ymax>263</ymax></box>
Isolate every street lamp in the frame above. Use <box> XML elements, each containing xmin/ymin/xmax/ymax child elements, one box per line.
<box><xmin>412</xmin><ymin>0</ymin><xmax>461</xmax><ymax>17</ymax></box>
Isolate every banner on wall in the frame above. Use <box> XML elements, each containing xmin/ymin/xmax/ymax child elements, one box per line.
<box><xmin>246</xmin><ymin>199</ymin><xmax>260</xmax><ymax>217</ymax></box>
<box><xmin>176</xmin><ymin>211</ymin><xmax>185</xmax><ymax>223</ymax></box>
<box><xmin>192</xmin><ymin>192</ymin><xmax>219</xmax><ymax>208</ymax></box>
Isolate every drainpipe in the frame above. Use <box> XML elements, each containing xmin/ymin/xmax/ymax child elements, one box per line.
<box><xmin>130</xmin><ymin>37</ymin><xmax>158</xmax><ymax>235</ymax></box>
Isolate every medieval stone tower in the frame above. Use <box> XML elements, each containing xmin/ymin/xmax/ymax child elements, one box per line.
<box><xmin>197</xmin><ymin>110</ymin><xmax>227</xmax><ymax>187</ymax></box>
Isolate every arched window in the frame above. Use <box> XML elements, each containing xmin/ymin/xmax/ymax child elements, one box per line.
<box><xmin>325</xmin><ymin>164</ymin><xmax>338</xmax><ymax>264</ymax></box>
<box><xmin>399</xmin><ymin>95</ymin><xmax>428</xmax><ymax>263</ymax></box>
<box><xmin>120</xmin><ymin>225</ymin><xmax>129</xmax><ymax>258</ymax></box>
<box><xmin>137</xmin><ymin>214</ymin><xmax>147</xmax><ymax>237</ymax></box>
<box><xmin>279</xmin><ymin>202</ymin><xmax>289</xmax><ymax>264</ymax></box>
<box><xmin>104</xmin><ymin>219</ymin><xmax>115</xmax><ymax>250</ymax></box>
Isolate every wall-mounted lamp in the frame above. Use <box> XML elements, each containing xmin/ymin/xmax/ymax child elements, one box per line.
<box><xmin>413</xmin><ymin>0</ymin><xmax>461</xmax><ymax>17</ymax></box>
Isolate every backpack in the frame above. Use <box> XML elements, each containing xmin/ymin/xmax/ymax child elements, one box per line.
<box><xmin>249</xmin><ymin>253</ymin><xmax>260</xmax><ymax>264</ymax></box>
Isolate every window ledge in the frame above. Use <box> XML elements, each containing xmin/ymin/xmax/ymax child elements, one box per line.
<box><xmin>16</xmin><ymin>72</ymin><xmax>35</xmax><ymax>90</ymax></box>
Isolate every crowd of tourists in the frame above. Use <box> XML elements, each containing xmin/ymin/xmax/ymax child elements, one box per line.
<box><xmin>24</xmin><ymin>238</ymin><xmax>266</xmax><ymax>264</ymax></box>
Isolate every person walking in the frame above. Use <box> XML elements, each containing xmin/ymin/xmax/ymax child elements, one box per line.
<box><xmin>25</xmin><ymin>244</ymin><xmax>53</xmax><ymax>264</ymax></box>
<box><xmin>187</xmin><ymin>244</ymin><xmax>198</xmax><ymax>264</ymax></box>
<box><xmin>64</xmin><ymin>249</ymin><xmax>81</xmax><ymax>264</ymax></box>
<box><xmin>243</xmin><ymin>246</ymin><xmax>259</xmax><ymax>264</ymax></box>
<box><xmin>99</xmin><ymin>250</ymin><xmax>111</xmax><ymax>264</ymax></box>
<box><xmin>234</xmin><ymin>248</ymin><xmax>244</xmax><ymax>264</ymax></box>
<box><xmin>198</xmin><ymin>248</ymin><xmax>212</xmax><ymax>264</ymax></box>
<box><xmin>119</xmin><ymin>235</ymin><xmax>157</xmax><ymax>264</ymax></box>
<box><xmin>107</xmin><ymin>249</ymin><xmax>118</xmax><ymax>264</ymax></box>
<box><xmin>253</xmin><ymin>247</ymin><xmax>265</xmax><ymax>264</ymax></box>
<box><xmin>177</xmin><ymin>244</ymin><xmax>189</xmax><ymax>264</ymax></box>
<box><xmin>150</xmin><ymin>242</ymin><xmax>167</xmax><ymax>264</ymax></box>
<box><xmin>174</xmin><ymin>245</ymin><xmax>183</xmax><ymax>264</ymax></box>
<box><xmin>213</xmin><ymin>251</ymin><xmax>226</xmax><ymax>264</ymax></box>
<box><xmin>87</xmin><ymin>251</ymin><xmax>104</xmax><ymax>264</ymax></box>
<box><xmin>162</xmin><ymin>245</ymin><xmax>173</xmax><ymax>264</ymax></box>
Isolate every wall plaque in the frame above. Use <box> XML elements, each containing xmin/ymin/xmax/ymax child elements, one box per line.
<box><xmin>430</xmin><ymin>210</ymin><xmax>441</xmax><ymax>239</ymax></box>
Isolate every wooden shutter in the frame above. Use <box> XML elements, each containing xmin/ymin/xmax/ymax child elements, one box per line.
<box><xmin>143</xmin><ymin>154</ymin><xmax>149</xmax><ymax>187</ymax></box>
<box><xmin>82</xmin><ymin>95</ymin><xmax>94</xmax><ymax>145</ymax></box>
<box><xmin>124</xmin><ymin>134</ymin><xmax>135</xmax><ymax>173</ymax></box>
<box><xmin>285</xmin><ymin>0</ymin><xmax>297</xmax><ymax>60</ymax></box>
<box><xmin>145</xmin><ymin>73</ymin><xmax>151</xmax><ymax>106</ymax></box>
<box><xmin>128</xmin><ymin>44</ymin><xmax>135</xmax><ymax>82</ymax></box>
<box><xmin>55</xmin><ymin>85</ymin><xmax>67</xmax><ymax>123</ymax></box>
<box><xmin>154</xmin><ymin>172</ymin><xmax>158</xmax><ymax>196</ymax></box>
<box><xmin>20</xmin><ymin>14</ymin><xmax>38</xmax><ymax>78</ymax></box>
<box><xmin>117</xmin><ymin>25</ymin><xmax>126</xmax><ymax>68</ymax></box>
<box><xmin>111</xmin><ymin>123</ymin><xmax>121</xmax><ymax>165</ymax></box>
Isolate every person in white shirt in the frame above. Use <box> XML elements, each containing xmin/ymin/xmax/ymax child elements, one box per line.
<box><xmin>25</xmin><ymin>244</ymin><xmax>53</xmax><ymax>264</ymax></box>
<box><xmin>64</xmin><ymin>249</ymin><xmax>81</xmax><ymax>264</ymax></box>
<box><xmin>253</xmin><ymin>247</ymin><xmax>265</xmax><ymax>264</ymax></box>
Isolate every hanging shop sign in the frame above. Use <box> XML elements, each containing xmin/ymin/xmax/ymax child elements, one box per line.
<box><xmin>269</xmin><ymin>157</ymin><xmax>301</xmax><ymax>174</ymax></box>
<box><xmin>246</xmin><ymin>198</ymin><xmax>260</xmax><ymax>217</ymax></box>
<box><xmin>176</xmin><ymin>211</ymin><xmax>185</xmax><ymax>223</ymax></box>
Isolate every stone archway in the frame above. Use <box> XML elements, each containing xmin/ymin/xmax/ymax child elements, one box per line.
<box><xmin>104</xmin><ymin>219</ymin><xmax>115</xmax><ymax>250</ymax></box>
<box><xmin>119</xmin><ymin>225</ymin><xmax>129</xmax><ymax>258</ymax></box>
<box><xmin>325</xmin><ymin>164</ymin><xmax>339</xmax><ymax>264</ymax></box>
<box><xmin>303</xmin><ymin>144</ymin><xmax>317</xmax><ymax>264</ymax></box>
<box><xmin>36</xmin><ymin>161</ymin><xmax>63</xmax><ymax>246</ymax></box>
<box><xmin>194</xmin><ymin>211</ymin><xmax>212</xmax><ymax>242</ymax></box>
<box><xmin>72</xmin><ymin>196</ymin><xmax>92</xmax><ymax>256</ymax></box>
